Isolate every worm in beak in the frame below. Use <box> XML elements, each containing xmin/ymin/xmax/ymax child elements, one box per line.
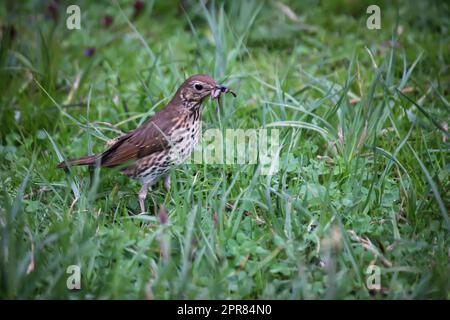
<box><xmin>212</xmin><ymin>85</ymin><xmax>237</xmax><ymax>100</ymax></box>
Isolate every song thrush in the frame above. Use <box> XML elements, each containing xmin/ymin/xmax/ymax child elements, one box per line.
<box><xmin>57</xmin><ymin>74</ymin><xmax>236</xmax><ymax>213</ymax></box>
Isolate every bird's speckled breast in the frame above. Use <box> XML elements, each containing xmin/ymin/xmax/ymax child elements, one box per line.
<box><xmin>169</xmin><ymin>106</ymin><xmax>202</xmax><ymax>165</ymax></box>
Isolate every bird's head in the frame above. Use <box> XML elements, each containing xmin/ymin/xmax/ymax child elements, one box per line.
<box><xmin>177</xmin><ymin>74</ymin><xmax>235</xmax><ymax>105</ymax></box>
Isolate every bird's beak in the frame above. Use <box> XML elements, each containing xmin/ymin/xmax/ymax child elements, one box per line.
<box><xmin>215</xmin><ymin>85</ymin><xmax>226</xmax><ymax>91</ymax></box>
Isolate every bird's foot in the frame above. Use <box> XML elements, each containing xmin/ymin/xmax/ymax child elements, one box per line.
<box><xmin>138</xmin><ymin>183</ymin><xmax>150</xmax><ymax>214</ymax></box>
<box><xmin>163</xmin><ymin>174</ymin><xmax>171</xmax><ymax>192</ymax></box>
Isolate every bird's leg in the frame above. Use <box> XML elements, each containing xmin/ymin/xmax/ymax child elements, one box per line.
<box><xmin>138</xmin><ymin>182</ymin><xmax>150</xmax><ymax>214</ymax></box>
<box><xmin>163</xmin><ymin>173</ymin><xmax>171</xmax><ymax>192</ymax></box>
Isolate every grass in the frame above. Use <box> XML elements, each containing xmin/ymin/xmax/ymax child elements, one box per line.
<box><xmin>0</xmin><ymin>0</ymin><xmax>449</xmax><ymax>299</ymax></box>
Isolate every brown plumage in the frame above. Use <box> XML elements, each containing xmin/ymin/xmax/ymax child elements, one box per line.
<box><xmin>57</xmin><ymin>74</ymin><xmax>236</xmax><ymax>213</ymax></box>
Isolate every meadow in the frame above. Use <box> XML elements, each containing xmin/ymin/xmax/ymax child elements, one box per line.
<box><xmin>0</xmin><ymin>0</ymin><xmax>449</xmax><ymax>299</ymax></box>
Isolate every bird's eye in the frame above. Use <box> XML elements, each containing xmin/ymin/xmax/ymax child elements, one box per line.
<box><xmin>194</xmin><ymin>84</ymin><xmax>203</xmax><ymax>91</ymax></box>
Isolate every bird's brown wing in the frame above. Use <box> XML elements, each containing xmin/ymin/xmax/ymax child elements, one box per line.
<box><xmin>100</xmin><ymin>107</ymin><xmax>180</xmax><ymax>167</ymax></box>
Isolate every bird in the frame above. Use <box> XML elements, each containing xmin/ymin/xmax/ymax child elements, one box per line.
<box><xmin>57</xmin><ymin>74</ymin><xmax>236</xmax><ymax>213</ymax></box>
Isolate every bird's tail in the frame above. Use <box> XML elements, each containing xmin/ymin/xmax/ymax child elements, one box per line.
<box><xmin>57</xmin><ymin>155</ymin><xmax>98</xmax><ymax>169</ymax></box>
